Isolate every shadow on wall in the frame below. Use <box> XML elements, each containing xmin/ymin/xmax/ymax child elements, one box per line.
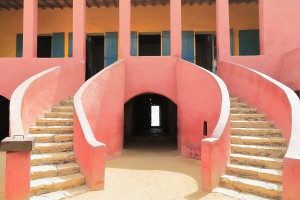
<box><xmin>0</xmin><ymin>96</ymin><xmax>9</xmax><ymax>141</ymax></box>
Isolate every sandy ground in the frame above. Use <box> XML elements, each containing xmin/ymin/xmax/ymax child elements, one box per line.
<box><xmin>0</xmin><ymin>138</ymin><xmax>236</xmax><ymax>200</ymax></box>
<box><xmin>69</xmin><ymin>139</ymin><xmax>236</xmax><ymax>200</ymax></box>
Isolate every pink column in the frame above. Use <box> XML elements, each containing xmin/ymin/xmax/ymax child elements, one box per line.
<box><xmin>6</xmin><ymin>152</ymin><xmax>31</xmax><ymax>200</ymax></box>
<box><xmin>258</xmin><ymin>0</ymin><xmax>265</xmax><ymax>55</ymax></box>
<box><xmin>23</xmin><ymin>0</ymin><xmax>38</xmax><ymax>58</ymax></box>
<box><xmin>216</xmin><ymin>0</ymin><xmax>230</xmax><ymax>61</ymax></box>
<box><xmin>170</xmin><ymin>0</ymin><xmax>182</xmax><ymax>58</ymax></box>
<box><xmin>73</xmin><ymin>0</ymin><xmax>86</xmax><ymax>60</ymax></box>
<box><xmin>119</xmin><ymin>0</ymin><xmax>131</xmax><ymax>59</ymax></box>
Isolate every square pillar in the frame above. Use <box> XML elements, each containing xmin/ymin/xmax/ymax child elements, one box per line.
<box><xmin>23</xmin><ymin>0</ymin><xmax>38</xmax><ymax>58</ymax></box>
<box><xmin>170</xmin><ymin>0</ymin><xmax>182</xmax><ymax>58</ymax></box>
<box><xmin>119</xmin><ymin>0</ymin><xmax>131</xmax><ymax>59</ymax></box>
<box><xmin>73</xmin><ymin>0</ymin><xmax>86</xmax><ymax>60</ymax></box>
<box><xmin>216</xmin><ymin>0</ymin><xmax>231</xmax><ymax>61</ymax></box>
<box><xmin>6</xmin><ymin>152</ymin><xmax>31</xmax><ymax>200</ymax></box>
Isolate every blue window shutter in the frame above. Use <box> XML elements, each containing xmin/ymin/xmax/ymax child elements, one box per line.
<box><xmin>162</xmin><ymin>31</ymin><xmax>170</xmax><ymax>56</ymax></box>
<box><xmin>131</xmin><ymin>32</ymin><xmax>137</xmax><ymax>56</ymax></box>
<box><xmin>68</xmin><ymin>32</ymin><xmax>73</xmax><ymax>57</ymax></box>
<box><xmin>16</xmin><ymin>33</ymin><xmax>23</xmax><ymax>57</ymax></box>
<box><xmin>52</xmin><ymin>32</ymin><xmax>65</xmax><ymax>58</ymax></box>
<box><xmin>105</xmin><ymin>32</ymin><xmax>118</xmax><ymax>67</ymax></box>
<box><xmin>239</xmin><ymin>30</ymin><xmax>260</xmax><ymax>56</ymax></box>
<box><xmin>182</xmin><ymin>31</ymin><xmax>194</xmax><ymax>63</ymax></box>
<box><xmin>230</xmin><ymin>29</ymin><xmax>234</xmax><ymax>56</ymax></box>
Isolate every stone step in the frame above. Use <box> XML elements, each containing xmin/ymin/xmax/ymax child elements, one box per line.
<box><xmin>230</xmin><ymin>114</ymin><xmax>266</xmax><ymax>121</ymax></box>
<box><xmin>52</xmin><ymin>106</ymin><xmax>73</xmax><ymax>112</ymax></box>
<box><xmin>36</xmin><ymin>118</ymin><xmax>73</xmax><ymax>126</ymax></box>
<box><xmin>31</xmin><ymin>152</ymin><xmax>75</xmax><ymax>166</ymax></box>
<box><xmin>231</xmin><ymin>120</ymin><xmax>274</xmax><ymax>128</ymax></box>
<box><xmin>231</xmin><ymin>144</ymin><xmax>287</xmax><ymax>158</ymax></box>
<box><xmin>31</xmin><ymin>163</ymin><xmax>80</xmax><ymax>180</ymax></box>
<box><xmin>30</xmin><ymin>185</ymin><xmax>89</xmax><ymax>200</ymax></box>
<box><xmin>44</xmin><ymin>112</ymin><xmax>73</xmax><ymax>119</ymax></box>
<box><xmin>219</xmin><ymin>175</ymin><xmax>282</xmax><ymax>199</ymax></box>
<box><xmin>26</xmin><ymin>134</ymin><xmax>73</xmax><ymax>143</ymax></box>
<box><xmin>230</xmin><ymin>97</ymin><xmax>239</xmax><ymax>103</ymax></box>
<box><xmin>230</xmin><ymin>154</ymin><xmax>283</xmax><ymax>170</ymax></box>
<box><xmin>226</xmin><ymin>164</ymin><xmax>282</xmax><ymax>183</ymax></box>
<box><xmin>230</xmin><ymin>107</ymin><xmax>257</xmax><ymax>114</ymax></box>
<box><xmin>32</xmin><ymin>142</ymin><xmax>73</xmax><ymax>154</ymax></box>
<box><xmin>231</xmin><ymin>128</ymin><xmax>282</xmax><ymax>137</ymax></box>
<box><xmin>230</xmin><ymin>102</ymin><xmax>248</xmax><ymax>108</ymax></box>
<box><xmin>69</xmin><ymin>96</ymin><xmax>74</xmax><ymax>100</ymax></box>
<box><xmin>30</xmin><ymin>173</ymin><xmax>85</xmax><ymax>196</ymax></box>
<box><xmin>213</xmin><ymin>187</ymin><xmax>271</xmax><ymax>200</ymax></box>
<box><xmin>29</xmin><ymin>126</ymin><xmax>73</xmax><ymax>134</ymax></box>
<box><xmin>231</xmin><ymin>136</ymin><xmax>286</xmax><ymax>147</ymax></box>
<box><xmin>60</xmin><ymin>99</ymin><xmax>73</xmax><ymax>106</ymax></box>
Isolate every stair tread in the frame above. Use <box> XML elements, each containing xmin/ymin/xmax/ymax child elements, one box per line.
<box><xmin>213</xmin><ymin>187</ymin><xmax>271</xmax><ymax>200</ymax></box>
<box><xmin>30</xmin><ymin>125</ymin><xmax>73</xmax><ymax>128</ymax></box>
<box><xmin>34</xmin><ymin>142</ymin><xmax>73</xmax><ymax>147</ymax></box>
<box><xmin>231</xmin><ymin>143</ymin><xmax>287</xmax><ymax>150</ymax></box>
<box><xmin>26</xmin><ymin>134</ymin><xmax>73</xmax><ymax>143</ymax></box>
<box><xmin>220</xmin><ymin>174</ymin><xmax>282</xmax><ymax>191</ymax></box>
<box><xmin>227</xmin><ymin>164</ymin><xmax>283</xmax><ymax>176</ymax></box>
<box><xmin>30</xmin><ymin>185</ymin><xmax>89</xmax><ymax>200</ymax></box>
<box><xmin>30</xmin><ymin>173</ymin><xmax>84</xmax><ymax>186</ymax></box>
<box><xmin>37</xmin><ymin>117</ymin><xmax>73</xmax><ymax>120</ymax></box>
<box><xmin>31</xmin><ymin>163</ymin><xmax>79</xmax><ymax>173</ymax></box>
<box><xmin>231</xmin><ymin>153</ymin><xmax>283</xmax><ymax>162</ymax></box>
<box><xmin>231</xmin><ymin>135</ymin><xmax>286</xmax><ymax>141</ymax></box>
<box><xmin>231</xmin><ymin>127</ymin><xmax>281</xmax><ymax>130</ymax></box>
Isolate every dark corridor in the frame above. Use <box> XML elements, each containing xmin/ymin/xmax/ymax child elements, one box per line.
<box><xmin>124</xmin><ymin>94</ymin><xmax>177</xmax><ymax>142</ymax></box>
<box><xmin>86</xmin><ymin>35</ymin><xmax>105</xmax><ymax>80</ymax></box>
<box><xmin>139</xmin><ymin>35</ymin><xmax>161</xmax><ymax>56</ymax></box>
<box><xmin>0</xmin><ymin>96</ymin><xmax>9</xmax><ymax>141</ymax></box>
<box><xmin>195</xmin><ymin>34</ymin><xmax>216</xmax><ymax>72</ymax></box>
<box><xmin>37</xmin><ymin>36</ymin><xmax>52</xmax><ymax>58</ymax></box>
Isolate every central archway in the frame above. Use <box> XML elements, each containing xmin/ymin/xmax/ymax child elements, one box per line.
<box><xmin>124</xmin><ymin>93</ymin><xmax>177</xmax><ymax>150</ymax></box>
<box><xmin>0</xmin><ymin>95</ymin><xmax>9</xmax><ymax>142</ymax></box>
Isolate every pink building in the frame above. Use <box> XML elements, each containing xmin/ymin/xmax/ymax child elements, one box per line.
<box><xmin>0</xmin><ymin>0</ymin><xmax>300</xmax><ymax>199</ymax></box>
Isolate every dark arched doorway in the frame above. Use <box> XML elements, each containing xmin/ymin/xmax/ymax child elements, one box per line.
<box><xmin>124</xmin><ymin>93</ymin><xmax>177</xmax><ymax>150</ymax></box>
<box><xmin>0</xmin><ymin>95</ymin><xmax>9</xmax><ymax>142</ymax></box>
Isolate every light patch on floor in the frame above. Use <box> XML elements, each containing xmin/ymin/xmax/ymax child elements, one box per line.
<box><xmin>68</xmin><ymin>139</ymin><xmax>236</xmax><ymax>200</ymax></box>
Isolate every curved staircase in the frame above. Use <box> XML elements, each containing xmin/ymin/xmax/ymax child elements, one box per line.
<box><xmin>214</xmin><ymin>97</ymin><xmax>286</xmax><ymax>200</ymax></box>
<box><xmin>27</xmin><ymin>97</ymin><xmax>89</xmax><ymax>199</ymax></box>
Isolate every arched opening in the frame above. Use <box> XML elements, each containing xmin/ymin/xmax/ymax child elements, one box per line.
<box><xmin>0</xmin><ymin>96</ymin><xmax>9</xmax><ymax>142</ymax></box>
<box><xmin>124</xmin><ymin>93</ymin><xmax>177</xmax><ymax>150</ymax></box>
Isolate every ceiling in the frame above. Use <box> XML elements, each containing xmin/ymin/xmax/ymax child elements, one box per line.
<box><xmin>0</xmin><ymin>0</ymin><xmax>258</xmax><ymax>10</ymax></box>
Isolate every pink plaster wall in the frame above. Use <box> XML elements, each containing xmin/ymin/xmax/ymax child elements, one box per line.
<box><xmin>176</xmin><ymin>60</ymin><xmax>229</xmax><ymax>159</ymax></box>
<box><xmin>218</xmin><ymin>61</ymin><xmax>300</xmax><ymax>199</ymax></box>
<box><xmin>259</xmin><ymin>0</ymin><xmax>300</xmax><ymax>56</ymax></box>
<box><xmin>74</xmin><ymin>57</ymin><xmax>230</xmax><ymax>191</ymax></box>
<box><xmin>5</xmin><ymin>152</ymin><xmax>30</xmax><ymax>200</ymax></box>
<box><xmin>6</xmin><ymin>62</ymin><xmax>85</xmax><ymax>200</ymax></box>
<box><xmin>281</xmin><ymin>47</ymin><xmax>300</xmax><ymax>90</ymax></box>
<box><xmin>10</xmin><ymin>62</ymin><xmax>85</xmax><ymax>136</ymax></box>
<box><xmin>73</xmin><ymin>60</ymin><xmax>125</xmax><ymax>189</ymax></box>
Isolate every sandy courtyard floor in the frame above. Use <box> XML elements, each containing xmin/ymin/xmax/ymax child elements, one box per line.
<box><xmin>0</xmin><ymin>138</ymin><xmax>236</xmax><ymax>200</ymax></box>
<box><xmin>68</xmin><ymin>139</ymin><xmax>236</xmax><ymax>200</ymax></box>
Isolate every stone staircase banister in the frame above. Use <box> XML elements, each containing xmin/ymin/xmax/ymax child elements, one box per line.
<box><xmin>218</xmin><ymin>61</ymin><xmax>300</xmax><ymax>200</ymax></box>
<box><xmin>7</xmin><ymin>61</ymin><xmax>85</xmax><ymax>200</ymax></box>
<box><xmin>73</xmin><ymin>59</ymin><xmax>126</xmax><ymax>190</ymax></box>
<box><xmin>200</xmin><ymin>73</ymin><xmax>231</xmax><ymax>192</ymax></box>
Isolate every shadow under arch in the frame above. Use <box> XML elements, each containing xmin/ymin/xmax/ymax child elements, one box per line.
<box><xmin>124</xmin><ymin>93</ymin><xmax>177</xmax><ymax>150</ymax></box>
<box><xmin>0</xmin><ymin>95</ymin><xmax>10</xmax><ymax>141</ymax></box>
